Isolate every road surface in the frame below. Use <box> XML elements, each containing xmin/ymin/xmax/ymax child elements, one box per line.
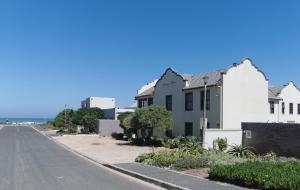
<box><xmin>0</xmin><ymin>125</ymin><xmax>163</xmax><ymax>190</ymax></box>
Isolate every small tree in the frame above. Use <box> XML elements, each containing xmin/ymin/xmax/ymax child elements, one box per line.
<box><xmin>118</xmin><ymin>112</ymin><xmax>134</xmax><ymax>129</ymax></box>
<box><xmin>54</xmin><ymin>109</ymin><xmax>74</xmax><ymax>129</ymax></box>
<box><xmin>73</xmin><ymin>108</ymin><xmax>104</xmax><ymax>133</ymax></box>
<box><xmin>134</xmin><ymin>105</ymin><xmax>173</xmax><ymax>139</ymax></box>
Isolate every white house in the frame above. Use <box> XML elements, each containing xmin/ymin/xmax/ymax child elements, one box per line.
<box><xmin>81</xmin><ymin>97</ymin><xmax>135</xmax><ymax>120</ymax></box>
<box><xmin>81</xmin><ymin>97</ymin><xmax>116</xmax><ymax>109</ymax></box>
<box><xmin>268</xmin><ymin>82</ymin><xmax>300</xmax><ymax>123</ymax></box>
<box><xmin>135</xmin><ymin>58</ymin><xmax>299</xmax><ymax>148</ymax></box>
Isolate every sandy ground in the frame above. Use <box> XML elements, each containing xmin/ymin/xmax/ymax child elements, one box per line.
<box><xmin>53</xmin><ymin>135</ymin><xmax>166</xmax><ymax>164</ymax></box>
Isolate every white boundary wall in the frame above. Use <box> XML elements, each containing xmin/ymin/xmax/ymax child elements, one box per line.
<box><xmin>204</xmin><ymin>129</ymin><xmax>242</xmax><ymax>149</ymax></box>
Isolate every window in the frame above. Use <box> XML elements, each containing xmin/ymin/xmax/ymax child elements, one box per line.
<box><xmin>201</xmin><ymin>90</ymin><xmax>210</xmax><ymax>110</ymax></box>
<box><xmin>185</xmin><ymin>92</ymin><xmax>193</xmax><ymax>111</ymax></box>
<box><xmin>138</xmin><ymin>99</ymin><xmax>147</xmax><ymax>108</ymax></box>
<box><xmin>298</xmin><ymin>104</ymin><xmax>300</xmax><ymax>115</ymax></box>
<box><xmin>148</xmin><ymin>98</ymin><xmax>153</xmax><ymax>106</ymax></box>
<box><xmin>185</xmin><ymin>122</ymin><xmax>193</xmax><ymax>136</ymax></box>
<box><xmin>207</xmin><ymin>122</ymin><xmax>211</xmax><ymax>129</ymax></box>
<box><xmin>282</xmin><ymin>102</ymin><xmax>285</xmax><ymax>114</ymax></box>
<box><xmin>270</xmin><ymin>101</ymin><xmax>275</xmax><ymax>114</ymax></box>
<box><xmin>166</xmin><ymin>95</ymin><xmax>172</xmax><ymax>111</ymax></box>
<box><xmin>290</xmin><ymin>103</ymin><xmax>294</xmax><ymax>114</ymax></box>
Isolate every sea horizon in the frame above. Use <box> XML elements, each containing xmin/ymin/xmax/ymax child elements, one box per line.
<box><xmin>0</xmin><ymin>117</ymin><xmax>54</xmax><ymax>124</ymax></box>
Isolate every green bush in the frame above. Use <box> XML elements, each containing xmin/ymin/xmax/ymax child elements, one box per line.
<box><xmin>228</xmin><ymin>145</ymin><xmax>256</xmax><ymax>158</ymax></box>
<box><xmin>215</xmin><ymin>138</ymin><xmax>228</xmax><ymax>151</ymax></box>
<box><xmin>136</xmin><ymin>151</ymin><xmax>177</xmax><ymax>167</ymax></box>
<box><xmin>202</xmin><ymin>150</ymin><xmax>247</xmax><ymax>166</ymax></box>
<box><xmin>179</xmin><ymin>137</ymin><xmax>203</xmax><ymax>155</ymax></box>
<box><xmin>173</xmin><ymin>156</ymin><xmax>209</xmax><ymax>170</ymax></box>
<box><xmin>209</xmin><ymin>160</ymin><xmax>300</xmax><ymax>190</ymax></box>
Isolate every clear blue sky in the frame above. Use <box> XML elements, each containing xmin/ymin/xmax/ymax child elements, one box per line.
<box><xmin>0</xmin><ymin>0</ymin><xmax>299</xmax><ymax>118</ymax></box>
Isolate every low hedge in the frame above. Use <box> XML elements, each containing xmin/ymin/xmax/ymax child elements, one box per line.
<box><xmin>209</xmin><ymin>160</ymin><xmax>300</xmax><ymax>190</ymax></box>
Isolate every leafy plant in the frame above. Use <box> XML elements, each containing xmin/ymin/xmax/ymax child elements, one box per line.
<box><xmin>179</xmin><ymin>137</ymin><xmax>203</xmax><ymax>155</ymax></box>
<box><xmin>215</xmin><ymin>138</ymin><xmax>228</xmax><ymax>151</ymax></box>
<box><xmin>209</xmin><ymin>160</ymin><xmax>300</xmax><ymax>190</ymax></box>
<box><xmin>228</xmin><ymin>145</ymin><xmax>256</xmax><ymax>158</ymax></box>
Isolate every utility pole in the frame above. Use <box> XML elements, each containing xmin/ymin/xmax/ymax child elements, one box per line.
<box><xmin>64</xmin><ymin>104</ymin><xmax>67</xmax><ymax>129</ymax></box>
<box><xmin>202</xmin><ymin>76</ymin><xmax>209</xmax><ymax>149</ymax></box>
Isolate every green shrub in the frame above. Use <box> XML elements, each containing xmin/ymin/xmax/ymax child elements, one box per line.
<box><xmin>209</xmin><ymin>160</ymin><xmax>300</xmax><ymax>190</ymax></box>
<box><xmin>179</xmin><ymin>137</ymin><xmax>203</xmax><ymax>155</ymax></box>
<box><xmin>202</xmin><ymin>150</ymin><xmax>247</xmax><ymax>166</ymax></box>
<box><xmin>215</xmin><ymin>138</ymin><xmax>228</xmax><ymax>151</ymax></box>
<box><xmin>172</xmin><ymin>156</ymin><xmax>209</xmax><ymax>170</ymax></box>
<box><xmin>228</xmin><ymin>145</ymin><xmax>256</xmax><ymax>158</ymax></box>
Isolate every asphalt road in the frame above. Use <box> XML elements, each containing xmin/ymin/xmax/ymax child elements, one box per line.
<box><xmin>0</xmin><ymin>125</ymin><xmax>162</xmax><ymax>190</ymax></box>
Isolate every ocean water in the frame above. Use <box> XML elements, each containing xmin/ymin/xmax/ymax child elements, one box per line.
<box><xmin>0</xmin><ymin>118</ymin><xmax>53</xmax><ymax>124</ymax></box>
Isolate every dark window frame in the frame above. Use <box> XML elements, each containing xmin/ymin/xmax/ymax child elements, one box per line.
<box><xmin>185</xmin><ymin>122</ymin><xmax>193</xmax><ymax>136</ymax></box>
<box><xmin>201</xmin><ymin>90</ymin><xmax>210</xmax><ymax>111</ymax></box>
<box><xmin>270</xmin><ymin>101</ymin><xmax>275</xmax><ymax>114</ymax></box>
<box><xmin>185</xmin><ymin>92</ymin><xmax>193</xmax><ymax>111</ymax></box>
<box><xmin>166</xmin><ymin>95</ymin><xmax>172</xmax><ymax>111</ymax></box>
<box><xmin>298</xmin><ymin>104</ymin><xmax>300</xmax><ymax>115</ymax></box>
<box><xmin>290</xmin><ymin>103</ymin><xmax>294</xmax><ymax>114</ymax></box>
<box><xmin>148</xmin><ymin>97</ymin><xmax>153</xmax><ymax>106</ymax></box>
<box><xmin>282</xmin><ymin>102</ymin><xmax>285</xmax><ymax>114</ymax></box>
<box><xmin>138</xmin><ymin>98</ymin><xmax>147</xmax><ymax>108</ymax></box>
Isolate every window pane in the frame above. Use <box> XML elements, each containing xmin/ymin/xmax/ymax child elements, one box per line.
<box><xmin>290</xmin><ymin>103</ymin><xmax>294</xmax><ymax>114</ymax></box>
<box><xmin>185</xmin><ymin>122</ymin><xmax>193</xmax><ymax>136</ymax></box>
<box><xmin>148</xmin><ymin>98</ymin><xmax>153</xmax><ymax>106</ymax></box>
<box><xmin>166</xmin><ymin>95</ymin><xmax>172</xmax><ymax>111</ymax></box>
<box><xmin>270</xmin><ymin>101</ymin><xmax>275</xmax><ymax>114</ymax></box>
<box><xmin>282</xmin><ymin>102</ymin><xmax>285</xmax><ymax>114</ymax></box>
<box><xmin>298</xmin><ymin>104</ymin><xmax>300</xmax><ymax>115</ymax></box>
<box><xmin>185</xmin><ymin>92</ymin><xmax>193</xmax><ymax>111</ymax></box>
<box><xmin>200</xmin><ymin>90</ymin><xmax>210</xmax><ymax>110</ymax></box>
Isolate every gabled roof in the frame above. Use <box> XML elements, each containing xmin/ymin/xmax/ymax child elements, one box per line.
<box><xmin>136</xmin><ymin>86</ymin><xmax>155</xmax><ymax>98</ymax></box>
<box><xmin>183</xmin><ymin>69</ymin><xmax>227</xmax><ymax>90</ymax></box>
<box><xmin>269</xmin><ymin>86</ymin><xmax>284</xmax><ymax>96</ymax></box>
<box><xmin>268</xmin><ymin>87</ymin><xmax>283</xmax><ymax>100</ymax></box>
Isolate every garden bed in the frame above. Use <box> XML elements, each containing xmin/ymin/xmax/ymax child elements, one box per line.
<box><xmin>209</xmin><ymin>160</ymin><xmax>300</xmax><ymax>190</ymax></box>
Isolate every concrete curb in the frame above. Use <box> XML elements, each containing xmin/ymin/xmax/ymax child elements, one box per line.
<box><xmin>31</xmin><ymin>126</ymin><xmax>188</xmax><ymax>190</ymax></box>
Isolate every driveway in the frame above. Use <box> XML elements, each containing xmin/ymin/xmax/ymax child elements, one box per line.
<box><xmin>53</xmin><ymin>135</ymin><xmax>166</xmax><ymax>164</ymax></box>
<box><xmin>0</xmin><ymin>125</ymin><xmax>163</xmax><ymax>190</ymax></box>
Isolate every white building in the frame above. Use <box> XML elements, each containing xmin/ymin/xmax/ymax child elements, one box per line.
<box><xmin>81</xmin><ymin>97</ymin><xmax>116</xmax><ymax>109</ymax></box>
<box><xmin>135</xmin><ymin>58</ymin><xmax>300</xmax><ymax>148</ymax></box>
<box><xmin>81</xmin><ymin>97</ymin><xmax>135</xmax><ymax>120</ymax></box>
<box><xmin>268</xmin><ymin>82</ymin><xmax>300</xmax><ymax>123</ymax></box>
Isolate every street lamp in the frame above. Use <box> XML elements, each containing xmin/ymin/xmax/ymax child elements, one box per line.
<box><xmin>202</xmin><ymin>76</ymin><xmax>209</xmax><ymax>148</ymax></box>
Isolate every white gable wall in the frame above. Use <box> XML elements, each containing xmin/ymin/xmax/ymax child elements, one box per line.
<box><xmin>222</xmin><ymin>59</ymin><xmax>269</xmax><ymax>130</ymax></box>
<box><xmin>278</xmin><ymin>82</ymin><xmax>300</xmax><ymax>123</ymax></box>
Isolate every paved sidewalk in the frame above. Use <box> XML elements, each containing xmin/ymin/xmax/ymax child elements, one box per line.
<box><xmin>115</xmin><ymin>163</ymin><xmax>247</xmax><ymax>190</ymax></box>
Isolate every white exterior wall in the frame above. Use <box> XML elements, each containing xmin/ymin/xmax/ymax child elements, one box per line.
<box><xmin>204</xmin><ymin>129</ymin><xmax>242</xmax><ymax>149</ymax></box>
<box><xmin>222</xmin><ymin>59</ymin><xmax>269</xmax><ymax>130</ymax></box>
<box><xmin>85</xmin><ymin>97</ymin><xmax>116</xmax><ymax>109</ymax></box>
<box><xmin>154</xmin><ymin>69</ymin><xmax>186</xmax><ymax>136</ymax></box>
<box><xmin>153</xmin><ymin>69</ymin><xmax>221</xmax><ymax>137</ymax></box>
<box><xmin>268</xmin><ymin>99</ymin><xmax>280</xmax><ymax>123</ymax></box>
<box><xmin>276</xmin><ymin>82</ymin><xmax>300</xmax><ymax>123</ymax></box>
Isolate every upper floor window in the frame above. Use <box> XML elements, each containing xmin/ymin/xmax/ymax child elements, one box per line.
<box><xmin>282</xmin><ymin>102</ymin><xmax>285</xmax><ymax>114</ymax></box>
<box><xmin>185</xmin><ymin>92</ymin><xmax>193</xmax><ymax>111</ymax></box>
<box><xmin>148</xmin><ymin>98</ymin><xmax>153</xmax><ymax>106</ymax></box>
<box><xmin>298</xmin><ymin>104</ymin><xmax>300</xmax><ymax>115</ymax></box>
<box><xmin>201</xmin><ymin>90</ymin><xmax>210</xmax><ymax>110</ymax></box>
<box><xmin>290</xmin><ymin>103</ymin><xmax>294</xmax><ymax>114</ymax></box>
<box><xmin>270</xmin><ymin>101</ymin><xmax>275</xmax><ymax>114</ymax></box>
<box><xmin>138</xmin><ymin>99</ymin><xmax>147</xmax><ymax>108</ymax></box>
<box><xmin>166</xmin><ymin>95</ymin><xmax>172</xmax><ymax>111</ymax></box>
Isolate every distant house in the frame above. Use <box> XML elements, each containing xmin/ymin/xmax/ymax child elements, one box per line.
<box><xmin>81</xmin><ymin>97</ymin><xmax>135</xmax><ymax>120</ymax></box>
<box><xmin>268</xmin><ymin>82</ymin><xmax>300</xmax><ymax>123</ymax></box>
<box><xmin>135</xmin><ymin>58</ymin><xmax>300</xmax><ymax>148</ymax></box>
